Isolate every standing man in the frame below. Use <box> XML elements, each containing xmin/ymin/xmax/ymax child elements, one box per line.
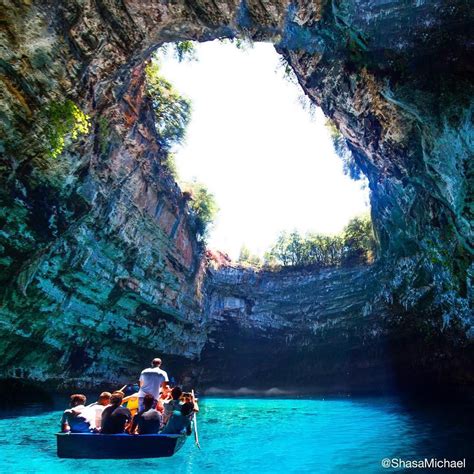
<box><xmin>137</xmin><ymin>357</ymin><xmax>169</xmax><ymax>411</ymax></box>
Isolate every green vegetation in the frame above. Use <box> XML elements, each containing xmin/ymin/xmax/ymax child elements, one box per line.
<box><xmin>145</xmin><ymin>61</ymin><xmax>191</xmax><ymax>150</ymax></box>
<box><xmin>183</xmin><ymin>181</ymin><xmax>219</xmax><ymax>239</ymax></box>
<box><xmin>218</xmin><ymin>37</ymin><xmax>254</xmax><ymax>51</ymax></box>
<box><xmin>342</xmin><ymin>214</ymin><xmax>376</xmax><ymax>265</ymax></box>
<box><xmin>97</xmin><ymin>116</ymin><xmax>111</xmax><ymax>156</ymax></box>
<box><xmin>277</xmin><ymin>56</ymin><xmax>298</xmax><ymax>85</ymax></box>
<box><xmin>325</xmin><ymin>118</ymin><xmax>362</xmax><ymax>180</ymax></box>
<box><xmin>174</xmin><ymin>41</ymin><xmax>197</xmax><ymax>62</ymax></box>
<box><xmin>159</xmin><ymin>41</ymin><xmax>197</xmax><ymax>62</ymax></box>
<box><xmin>263</xmin><ymin>214</ymin><xmax>376</xmax><ymax>268</ymax></box>
<box><xmin>162</xmin><ymin>153</ymin><xmax>178</xmax><ymax>180</ymax></box>
<box><xmin>45</xmin><ymin>100</ymin><xmax>90</xmax><ymax>158</ymax></box>
<box><xmin>238</xmin><ymin>246</ymin><xmax>263</xmax><ymax>267</ymax></box>
<box><xmin>145</xmin><ymin>50</ymin><xmax>218</xmax><ymax>241</ymax></box>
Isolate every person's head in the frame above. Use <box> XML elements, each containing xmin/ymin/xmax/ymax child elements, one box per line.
<box><xmin>143</xmin><ymin>393</ymin><xmax>156</xmax><ymax>410</ymax></box>
<box><xmin>110</xmin><ymin>391</ymin><xmax>124</xmax><ymax>406</ymax></box>
<box><xmin>161</xmin><ymin>381</ymin><xmax>171</xmax><ymax>391</ymax></box>
<box><xmin>70</xmin><ymin>394</ymin><xmax>86</xmax><ymax>407</ymax></box>
<box><xmin>151</xmin><ymin>358</ymin><xmax>162</xmax><ymax>368</ymax></box>
<box><xmin>171</xmin><ymin>386</ymin><xmax>183</xmax><ymax>400</ymax></box>
<box><xmin>181</xmin><ymin>402</ymin><xmax>194</xmax><ymax>417</ymax></box>
<box><xmin>98</xmin><ymin>392</ymin><xmax>111</xmax><ymax>406</ymax></box>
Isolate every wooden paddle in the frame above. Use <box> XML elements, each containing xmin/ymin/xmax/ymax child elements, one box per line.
<box><xmin>191</xmin><ymin>389</ymin><xmax>201</xmax><ymax>449</ymax></box>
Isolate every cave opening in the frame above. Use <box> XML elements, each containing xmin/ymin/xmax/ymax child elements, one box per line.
<box><xmin>1</xmin><ymin>2</ymin><xmax>473</xmax><ymax>470</ymax></box>
<box><xmin>153</xmin><ymin>40</ymin><xmax>372</xmax><ymax>265</ymax></box>
<box><xmin>0</xmin><ymin>1</ymin><xmax>471</xmax><ymax>397</ymax></box>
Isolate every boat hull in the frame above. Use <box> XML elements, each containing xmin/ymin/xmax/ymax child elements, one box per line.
<box><xmin>56</xmin><ymin>432</ymin><xmax>187</xmax><ymax>459</ymax></box>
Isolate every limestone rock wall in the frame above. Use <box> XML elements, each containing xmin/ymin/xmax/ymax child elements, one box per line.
<box><xmin>279</xmin><ymin>0</ymin><xmax>473</xmax><ymax>332</ymax></box>
<box><xmin>0</xmin><ymin>59</ymin><xmax>206</xmax><ymax>388</ymax></box>
<box><xmin>200</xmin><ymin>263</ymin><xmax>392</xmax><ymax>391</ymax></box>
<box><xmin>200</xmin><ymin>258</ymin><xmax>474</xmax><ymax>391</ymax></box>
<box><xmin>0</xmin><ymin>0</ymin><xmax>472</xmax><ymax>389</ymax></box>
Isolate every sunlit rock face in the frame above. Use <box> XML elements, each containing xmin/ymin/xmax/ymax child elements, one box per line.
<box><xmin>0</xmin><ymin>1</ymin><xmax>472</xmax><ymax>389</ymax></box>
<box><xmin>279</xmin><ymin>1</ymin><xmax>473</xmax><ymax>339</ymax></box>
<box><xmin>0</xmin><ymin>63</ymin><xmax>207</xmax><ymax>388</ymax></box>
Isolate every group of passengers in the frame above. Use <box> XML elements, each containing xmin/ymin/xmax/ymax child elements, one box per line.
<box><xmin>61</xmin><ymin>358</ymin><xmax>196</xmax><ymax>436</ymax></box>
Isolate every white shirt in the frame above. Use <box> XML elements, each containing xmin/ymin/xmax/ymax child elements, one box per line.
<box><xmin>61</xmin><ymin>405</ymin><xmax>93</xmax><ymax>432</ymax></box>
<box><xmin>82</xmin><ymin>403</ymin><xmax>106</xmax><ymax>430</ymax></box>
<box><xmin>138</xmin><ymin>367</ymin><xmax>169</xmax><ymax>398</ymax></box>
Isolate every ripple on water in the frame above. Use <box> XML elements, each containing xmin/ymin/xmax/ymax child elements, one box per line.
<box><xmin>0</xmin><ymin>396</ymin><xmax>472</xmax><ymax>474</ymax></box>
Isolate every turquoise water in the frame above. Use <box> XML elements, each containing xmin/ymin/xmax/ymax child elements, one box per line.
<box><xmin>0</xmin><ymin>396</ymin><xmax>472</xmax><ymax>473</ymax></box>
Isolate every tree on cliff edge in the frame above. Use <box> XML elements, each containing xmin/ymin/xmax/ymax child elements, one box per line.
<box><xmin>264</xmin><ymin>214</ymin><xmax>376</xmax><ymax>268</ymax></box>
<box><xmin>183</xmin><ymin>180</ymin><xmax>219</xmax><ymax>240</ymax></box>
<box><xmin>145</xmin><ymin>61</ymin><xmax>191</xmax><ymax>150</ymax></box>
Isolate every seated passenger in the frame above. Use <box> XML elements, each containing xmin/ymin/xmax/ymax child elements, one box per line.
<box><xmin>159</xmin><ymin>382</ymin><xmax>172</xmax><ymax>402</ymax></box>
<box><xmin>163</xmin><ymin>386</ymin><xmax>183</xmax><ymax>424</ymax></box>
<box><xmin>82</xmin><ymin>391</ymin><xmax>111</xmax><ymax>431</ymax></box>
<box><xmin>130</xmin><ymin>393</ymin><xmax>162</xmax><ymax>434</ymax></box>
<box><xmin>161</xmin><ymin>402</ymin><xmax>194</xmax><ymax>436</ymax></box>
<box><xmin>60</xmin><ymin>394</ymin><xmax>92</xmax><ymax>433</ymax></box>
<box><xmin>181</xmin><ymin>392</ymin><xmax>192</xmax><ymax>403</ymax></box>
<box><xmin>156</xmin><ymin>381</ymin><xmax>171</xmax><ymax>414</ymax></box>
<box><xmin>180</xmin><ymin>391</ymin><xmax>200</xmax><ymax>413</ymax></box>
<box><xmin>101</xmin><ymin>391</ymin><xmax>132</xmax><ymax>434</ymax></box>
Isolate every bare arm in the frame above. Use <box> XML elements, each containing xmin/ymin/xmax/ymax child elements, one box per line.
<box><xmin>129</xmin><ymin>414</ymin><xmax>138</xmax><ymax>434</ymax></box>
<box><xmin>61</xmin><ymin>411</ymin><xmax>70</xmax><ymax>432</ymax></box>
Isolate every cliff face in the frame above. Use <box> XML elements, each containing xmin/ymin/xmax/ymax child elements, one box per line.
<box><xmin>0</xmin><ymin>60</ymin><xmax>207</xmax><ymax>387</ymax></box>
<box><xmin>200</xmin><ymin>260</ymin><xmax>471</xmax><ymax>392</ymax></box>
<box><xmin>201</xmin><ymin>263</ymin><xmax>392</xmax><ymax>391</ymax></box>
<box><xmin>281</xmin><ymin>1</ymin><xmax>473</xmax><ymax>335</ymax></box>
<box><xmin>0</xmin><ymin>1</ymin><xmax>472</xmax><ymax>390</ymax></box>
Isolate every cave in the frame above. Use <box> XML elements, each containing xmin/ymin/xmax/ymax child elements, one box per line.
<box><xmin>0</xmin><ymin>0</ymin><xmax>472</xmax><ymax>395</ymax></box>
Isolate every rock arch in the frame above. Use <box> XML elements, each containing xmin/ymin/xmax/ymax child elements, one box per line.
<box><xmin>0</xmin><ymin>0</ymin><xmax>472</xmax><ymax>390</ymax></box>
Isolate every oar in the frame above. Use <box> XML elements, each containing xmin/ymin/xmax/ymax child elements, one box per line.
<box><xmin>191</xmin><ymin>389</ymin><xmax>201</xmax><ymax>449</ymax></box>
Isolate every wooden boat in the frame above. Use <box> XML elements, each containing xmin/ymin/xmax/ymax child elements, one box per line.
<box><xmin>56</xmin><ymin>432</ymin><xmax>187</xmax><ymax>459</ymax></box>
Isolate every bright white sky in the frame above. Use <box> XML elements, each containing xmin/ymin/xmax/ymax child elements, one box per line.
<box><xmin>159</xmin><ymin>41</ymin><xmax>369</xmax><ymax>260</ymax></box>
